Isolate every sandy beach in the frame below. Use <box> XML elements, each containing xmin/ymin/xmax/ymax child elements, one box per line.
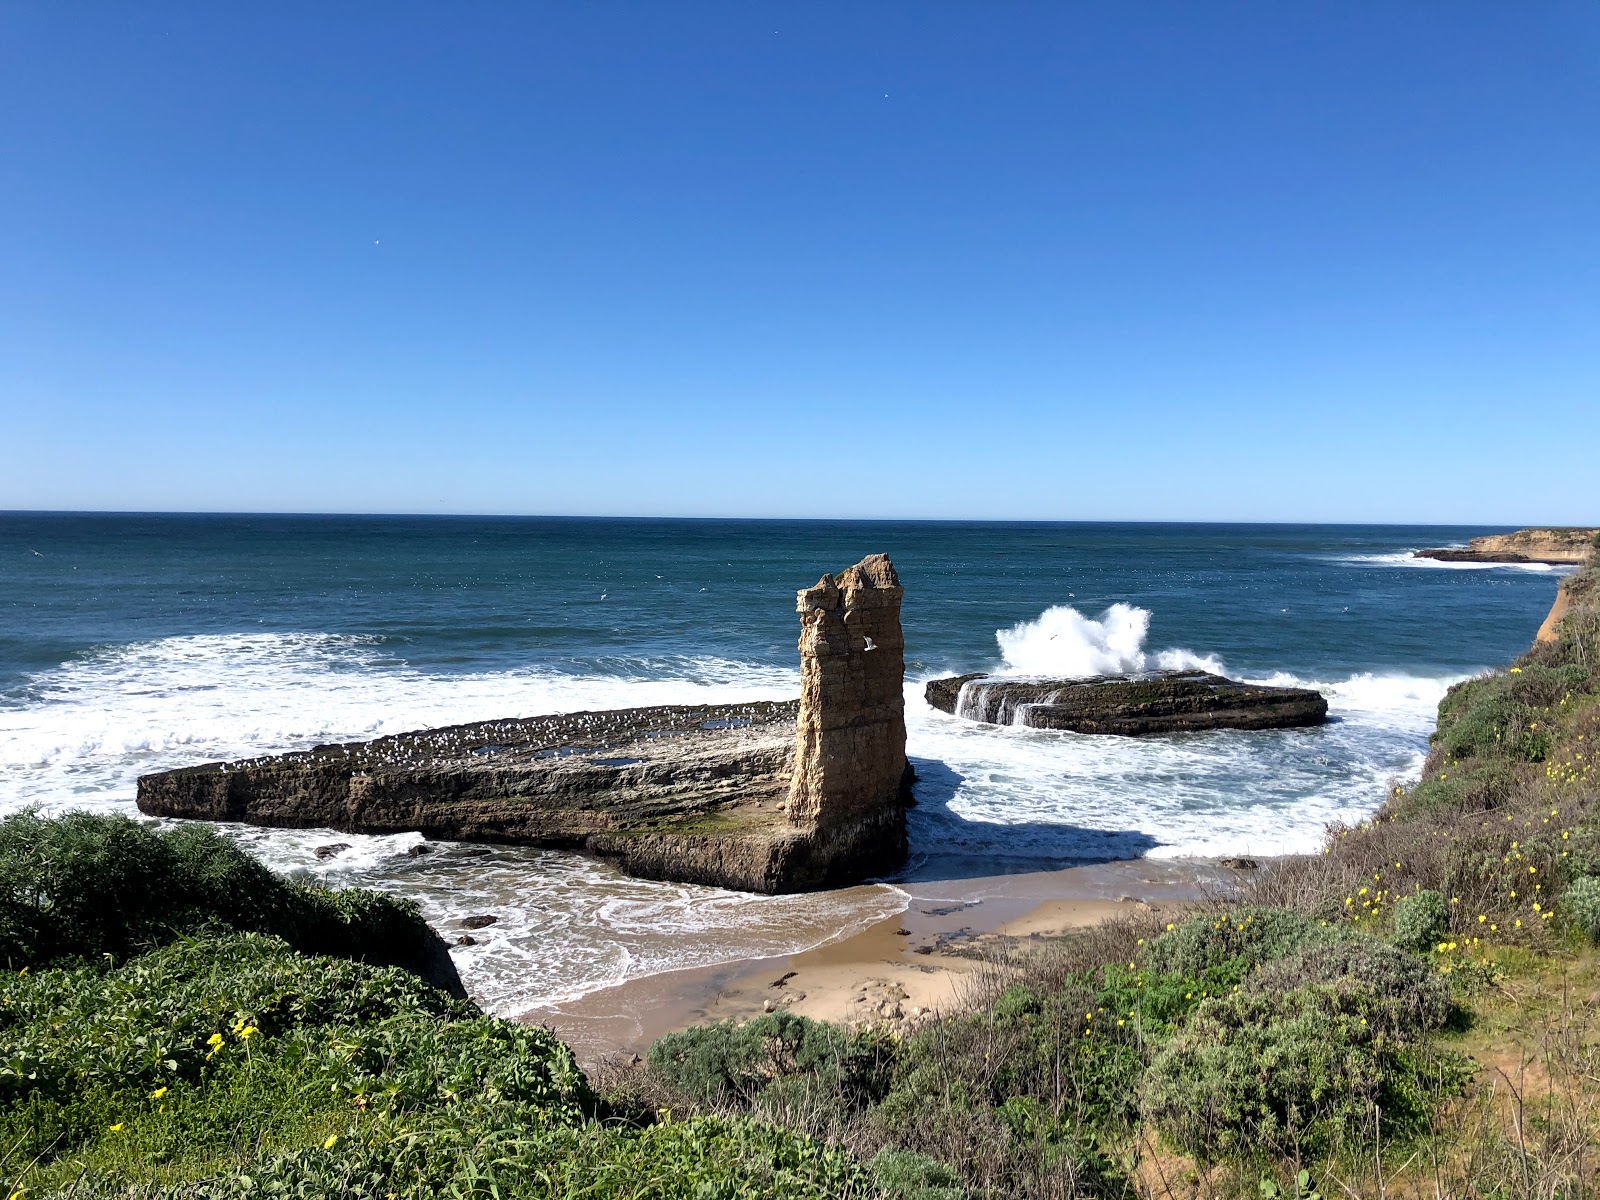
<box><xmin>520</xmin><ymin>856</ymin><xmax>1229</xmax><ymax>1064</ymax></box>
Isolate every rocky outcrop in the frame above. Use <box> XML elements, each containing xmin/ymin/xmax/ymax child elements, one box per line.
<box><xmin>1416</xmin><ymin>528</ymin><xmax>1597</xmax><ymax>565</ymax></box>
<box><xmin>925</xmin><ymin>670</ymin><xmax>1327</xmax><ymax>735</ymax></box>
<box><xmin>787</xmin><ymin>554</ymin><xmax>912</xmax><ymax>869</ymax></box>
<box><xmin>138</xmin><ymin>556</ymin><xmax>912</xmax><ymax>894</ymax></box>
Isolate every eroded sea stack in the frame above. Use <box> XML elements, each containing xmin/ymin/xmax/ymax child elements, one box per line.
<box><xmin>137</xmin><ymin>556</ymin><xmax>911</xmax><ymax>894</ymax></box>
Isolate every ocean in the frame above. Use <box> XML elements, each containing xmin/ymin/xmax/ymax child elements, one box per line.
<box><xmin>0</xmin><ymin>513</ymin><xmax>1569</xmax><ymax>1013</ymax></box>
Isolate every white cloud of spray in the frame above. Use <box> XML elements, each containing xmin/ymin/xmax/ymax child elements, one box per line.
<box><xmin>994</xmin><ymin>603</ymin><xmax>1223</xmax><ymax>677</ymax></box>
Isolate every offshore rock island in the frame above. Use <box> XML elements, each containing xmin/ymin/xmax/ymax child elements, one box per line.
<box><xmin>138</xmin><ymin>554</ymin><xmax>913</xmax><ymax>894</ymax></box>
<box><xmin>925</xmin><ymin>669</ymin><xmax>1328</xmax><ymax>734</ymax></box>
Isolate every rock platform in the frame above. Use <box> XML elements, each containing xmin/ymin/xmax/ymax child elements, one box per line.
<box><xmin>138</xmin><ymin>555</ymin><xmax>914</xmax><ymax>894</ymax></box>
<box><xmin>924</xmin><ymin>670</ymin><xmax>1327</xmax><ymax>735</ymax></box>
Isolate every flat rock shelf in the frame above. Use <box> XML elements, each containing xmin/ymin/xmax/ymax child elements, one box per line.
<box><xmin>138</xmin><ymin>554</ymin><xmax>915</xmax><ymax>894</ymax></box>
<box><xmin>924</xmin><ymin>670</ymin><xmax>1328</xmax><ymax>735</ymax></box>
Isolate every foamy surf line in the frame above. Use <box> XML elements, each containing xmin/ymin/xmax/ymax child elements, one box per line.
<box><xmin>1331</xmin><ymin>551</ymin><xmax>1568</xmax><ymax>573</ymax></box>
<box><xmin>226</xmin><ymin>822</ymin><xmax>911</xmax><ymax>1014</ymax></box>
<box><xmin>904</xmin><ymin>598</ymin><xmax>1462</xmax><ymax>864</ymax></box>
<box><xmin>1</xmin><ymin>623</ymin><xmax>1459</xmax><ymax>1012</ymax></box>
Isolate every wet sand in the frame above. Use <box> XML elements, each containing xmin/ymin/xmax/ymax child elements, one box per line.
<box><xmin>520</xmin><ymin>856</ymin><xmax>1232</xmax><ymax>1064</ymax></box>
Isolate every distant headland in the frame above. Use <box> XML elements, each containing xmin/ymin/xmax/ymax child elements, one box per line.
<box><xmin>1414</xmin><ymin>526</ymin><xmax>1598</xmax><ymax>565</ymax></box>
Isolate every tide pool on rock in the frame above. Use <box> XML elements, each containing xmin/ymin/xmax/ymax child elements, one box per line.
<box><xmin>0</xmin><ymin>515</ymin><xmax>1571</xmax><ymax>1014</ymax></box>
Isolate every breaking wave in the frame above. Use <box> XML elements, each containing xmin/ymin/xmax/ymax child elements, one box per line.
<box><xmin>994</xmin><ymin>603</ymin><xmax>1224</xmax><ymax>677</ymax></box>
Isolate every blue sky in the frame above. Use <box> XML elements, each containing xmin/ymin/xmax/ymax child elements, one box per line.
<box><xmin>2</xmin><ymin>3</ymin><xmax>1597</xmax><ymax>522</ymax></box>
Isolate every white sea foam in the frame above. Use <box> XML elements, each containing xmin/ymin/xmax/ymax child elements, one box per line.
<box><xmin>1332</xmin><ymin>551</ymin><xmax>1566</xmax><ymax>573</ymax></box>
<box><xmin>994</xmin><ymin>602</ymin><xmax>1224</xmax><ymax>676</ymax></box>
<box><xmin>908</xmin><ymin>664</ymin><xmax>1457</xmax><ymax>863</ymax></box>
<box><xmin>0</xmin><ymin>626</ymin><xmax>1457</xmax><ymax>1012</ymax></box>
<box><xmin>0</xmin><ymin>632</ymin><xmax>907</xmax><ymax>1015</ymax></box>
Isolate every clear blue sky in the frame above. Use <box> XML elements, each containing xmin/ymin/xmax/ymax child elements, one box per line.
<box><xmin>3</xmin><ymin>3</ymin><xmax>1597</xmax><ymax>523</ymax></box>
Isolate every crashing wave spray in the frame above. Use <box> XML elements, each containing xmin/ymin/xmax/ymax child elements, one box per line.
<box><xmin>994</xmin><ymin>603</ymin><xmax>1222</xmax><ymax>678</ymax></box>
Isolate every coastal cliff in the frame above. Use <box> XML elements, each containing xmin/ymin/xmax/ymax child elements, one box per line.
<box><xmin>1416</xmin><ymin>526</ymin><xmax>1598</xmax><ymax>565</ymax></box>
<box><xmin>138</xmin><ymin>556</ymin><xmax>913</xmax><ymax>894</ymax></box>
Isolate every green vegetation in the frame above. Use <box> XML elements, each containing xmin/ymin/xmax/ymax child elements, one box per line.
<box><xmin>1565</xmin><ymin>875</ymin><xmax>1600</xmax><ymax>942</ymax></box>
<box><xmin>1390</xmin><ymin>888</ymin><xmax>1449</xmax><ymax>954</ymax></box>
<box><xmin>0</xmin><ymin>809</ymin><xmax>442</xmax><ymax>978</ymax></box>
<box><xmin>0</xmin><ymin>817</ymin><xmax>876</xmax><ymax>1199</ymax></box>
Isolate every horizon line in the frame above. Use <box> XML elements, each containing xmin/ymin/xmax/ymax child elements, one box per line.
<box><xmin>0</xmin><ymin>507</ymin><xmax>1558</xmax><ymax>530</ymax></box>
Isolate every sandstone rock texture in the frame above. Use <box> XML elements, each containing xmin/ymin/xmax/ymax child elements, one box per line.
<box><xmin>1416</xmin><ymin>528</ymin><xmax>1597</xmax><ymax>565</ymax></box>
<box><xmin>138</xmin><ymin>556</ymin><xmax>912</xmax><ymax>894</ymax></box>
<box><xmin>789</xmin><ymin>555</ymin><xmax>911</xmax><ymax>818</ymax></box>
<box><xmin>925</xmin><ymin>670</ymin><xmax>1327</xmax><ymax>735</ymax></box>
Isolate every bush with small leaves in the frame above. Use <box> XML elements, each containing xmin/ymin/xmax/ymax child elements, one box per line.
<box><xmin>1247</xmin><ymin>937</ymin><xmax>1451</xmax><ymax>1036</ymax></box>
<box><xmin>647</xmin><ymin>1010</ymin><xmax>897</xmax><ymax>1121</ymax></box>
<box><xmin>869</xmin><ymin>1148</ymin><xmax>968</xmax><ymax>1200</ymax></box>
<box><xmin>1140</xmin><ymin>906</ymin><xmax>1350</xmax><ymax>981</ymax></box>
<box><xmin>1562</xmin><ymin>876</ymin><xmax>1600</xmax><ymax>943</ymax></box>
<box><xmin>1142</xmin><ymin>979</ymin><xmax>1458</xmax><ymax>1162</ymax></box>
<box><xmin>1390</xmin><ymin>890</ymin><xmax>1450</xmax><ymax>956</ymax></box>
<box><xmin>0</xmin><ymin>810</ymin><xmax>440</xmax><ymax>978</ymax></box>
<box><xmin>1399</xmin><ymin>762</ymin><xmax>1520</xmax><ymax>816</ymax></box>
<box><xmin>1433</xmin><ymin>674</ymin><xmax>1560</xmax><ymax>763</ymax></box>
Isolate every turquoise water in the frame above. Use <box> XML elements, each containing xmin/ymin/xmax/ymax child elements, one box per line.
<box><xmin>0</xmin><ymin>514</ymin><xmax>1567</xmax><ymax>1009</ymax></box>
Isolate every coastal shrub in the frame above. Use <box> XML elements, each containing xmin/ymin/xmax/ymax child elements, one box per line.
<box><xmin>0</xmin><ymin>933</ymin><xmax>598</xmax><ymax>1197</ymax></box>
<box><xmin>1506</xmin><ymin>663</ymin><xmax>1590</xmax><ymax>707</ymax></box>
<box><xmin>1140</xmin><ymin>906</ymin><xmax>1348</xmax><ymax>980</ymax></box>
<box><xmin>1390</xmin><ymin>890</ymin><xmax>1450</xmax><ymax>956</ymax></box>
<box><xmin>878</xmin><ymin>961</ymin><xmax>1235</xmax><ymax>1147</ymax></box>
<box><xmin>869</xmin><ymin>1148</ymin><xmax>968</xmax><ymax>1200</ymax></box>
<box><xmin>1247</xmin><ymin>937</ymin><xmax>1451</xmax><ymax>1036</ymax></box>
<box><xmin>0</xmin><ymin>810</ymin><xmax>438</xmax><ymax>977</ymax></box>
<box><xmin>647</xmin><ymin>1011</ymin><xmax>897</xmax><ymax>1122</ymax></box>
<box><xmin>1562</xmin><ymin>876</ymin><xmax>1600</xmax><ymax>943</ymax></box>
<box><xmin>1433</xmin><ymin>675</ymin><xmax>1556</xmax><ymax>763</ymax></box>
<box><xmin>1400</xmin><ymin>761</ymin><xmax>1521</xmax><ymax>816</ymax></box>
<box><xmin>1141</xmin><ymin>984</ymin><xmax>1453</xmax><ymax>1161</ymax></box>
<box><xmin>53</xmin><ymin>1114</ymin><xmax>871</xmax><ymax>1200</ymax></box>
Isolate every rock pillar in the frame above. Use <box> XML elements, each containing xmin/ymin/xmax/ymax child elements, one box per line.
<box><xmin>788</xmin><ymin>553</ymin><xmax>909</xmax><ymax>828</ymax></box>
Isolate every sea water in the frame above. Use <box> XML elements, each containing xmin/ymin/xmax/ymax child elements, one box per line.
<box><xmin>0</xmin><ymin>514</ymin><xmax>1570</xmax><ymax>1012</ymax></box>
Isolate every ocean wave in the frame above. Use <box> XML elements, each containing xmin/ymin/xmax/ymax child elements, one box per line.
<box><xmin>993</xmin><ymin>603</ymin><xmax>1223</xmax><ymax>677</ymax></box>
<box><xmin>905</xmin><ymin>656</ymin><xmax>1461</xmax><ymax>862</ymax></box>
<box><xmin>0</xmin><ymin>632</ymin><xmax>797</xmax><ymax>781</ymax></box>
<box><xmin>1329</xmin><ymin>552</ymin><xmax>1566</xmax><ymax>573</ymax></box>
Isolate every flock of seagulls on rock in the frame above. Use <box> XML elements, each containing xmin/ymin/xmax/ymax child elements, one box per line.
<box><xmin>205</xmin><ymin>701</ymin><xmax>799</xmax><ymax>777</ymax></box>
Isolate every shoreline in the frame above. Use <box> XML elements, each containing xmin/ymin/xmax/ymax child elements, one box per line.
<box><xmin>519</xmin><ymin>855</ymin><xmax>1231</xmax><ymax>1064</ymax></box>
